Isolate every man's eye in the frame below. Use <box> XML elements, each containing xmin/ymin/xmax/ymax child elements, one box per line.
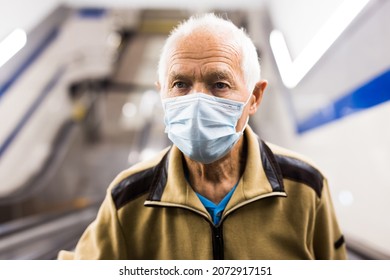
<box><xmin>173</xmin><ymin>82</ymin><xmax>187</xmax><ymax>89</ymax></box>
<box><xmin>214</xmin><ymin>82</ymin><xmax>228</xmax><ymax>89</ymax></box>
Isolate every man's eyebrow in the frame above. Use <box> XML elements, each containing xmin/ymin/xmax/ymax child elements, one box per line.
<box><xmin>168</xmin><ymin>70</ymin><xmax>234</xmax><ymax>82</ymax></box>
<box><xmin>206</xmin><ymin>70</ymin><xmax>234</xmax><ymax>81</ymax></box>
<box><xmin>168</xmin><ymin>72</ymin><xmax>190</xmax><ymax>82</ymax></box>
<box><xmin>209</xmin><ymin>71</ymin><xmax>232</xmax><ymax>80</ymax></box>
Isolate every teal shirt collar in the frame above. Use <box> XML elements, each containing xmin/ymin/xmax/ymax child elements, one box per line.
<box><xmin>196</xmin><ymin>183</ymin><xmax>238</xmax><ymax>225</ymax></box>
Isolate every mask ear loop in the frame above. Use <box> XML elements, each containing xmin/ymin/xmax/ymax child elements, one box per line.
<box><xmin>237</xmin><ymin>93</ymin><xmax>253</xmax><ymax>134</ymax></box>
<box><xmin>243</xmin><ymin>92</ymin><xmax>253</xmax><ymax>107</ymax></box>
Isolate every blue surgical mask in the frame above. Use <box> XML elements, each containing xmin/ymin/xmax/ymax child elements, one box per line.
<box><xmin>162</xmin><ymin>92</ymin><xmax>250</xmax><ymax>164</ymax></box>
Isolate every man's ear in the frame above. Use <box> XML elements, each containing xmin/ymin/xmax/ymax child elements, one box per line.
<box><xmin>249</xmin><ymin>80</ymin><xmax>267</xmax><ymax>115</ymax></box>
<box><xmin>155</xmin><ymin>81</ymin><xmax>161</xmax><ymax>91</ymax></box>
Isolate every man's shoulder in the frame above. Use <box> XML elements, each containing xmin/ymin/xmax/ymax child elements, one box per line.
<box><xmin>108</xmin><ymin>147</ymin><xmax>170</xmax><ymax>209</ymax></box>
<box><xmin>263</xmin><ymin>141</ymin><xmax>325</xmax><ymax>198</ymax></box>
<box><xmin>264</xmin><ymin>142</ymin><xmax>323</xmax><ymax>171</ymax></box>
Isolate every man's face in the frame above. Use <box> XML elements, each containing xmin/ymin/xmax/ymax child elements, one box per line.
<box><xmin>161</xmin><ymin>29</ymin><xmax>251</xmax><ymax>132</ymax></box>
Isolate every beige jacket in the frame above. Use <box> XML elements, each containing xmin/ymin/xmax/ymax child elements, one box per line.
<box><xmin>58</xmin><ymin>127</ymin><xmax>347</xmax><ymax>259</ymax></box>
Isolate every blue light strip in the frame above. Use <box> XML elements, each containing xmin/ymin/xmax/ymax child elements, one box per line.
<box><xmin>0</xmin><ymin>67</ymin><xmax>66</xmax><ymax>159</ymax></box>
<box><xmin>297</xmin><ymin>69</ymin><xmax>390</xmax><ymax>133</ymax></box>
<box><xmin>0</xmin><ymin>7</ymin><xmax>106</xmax><ymax>160</ymax></box>
<box><xmin>0</xmin><ymin>28</ymin><xmax>60</xmax><ymax>99</ymax></box>
<box><xmin>77</xmin><ymin>8</ymin><xmax>107</xmax><ymax>18</ymax></box>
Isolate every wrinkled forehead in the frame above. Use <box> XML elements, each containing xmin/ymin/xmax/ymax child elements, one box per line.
<box><xmin>168</xmin><ymin>27</ymin><xmax>242</xmax><ymax>62</ymax></box>
<box><xmin>166</xmin><ymin>30</ymin><xmax>243</xmax><ymax>79</ymax></box>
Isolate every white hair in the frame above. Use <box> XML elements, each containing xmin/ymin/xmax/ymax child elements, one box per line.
<box><xmin>157</xmin><ymin>13</ymin><xmax>261</xmax><ymax>93</ymax></box>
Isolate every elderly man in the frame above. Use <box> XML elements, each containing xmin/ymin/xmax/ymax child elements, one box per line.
<box><xmin>59</xmin><ymin>14</ymin><xmax>347</xmax><ymax>260</ymax></box>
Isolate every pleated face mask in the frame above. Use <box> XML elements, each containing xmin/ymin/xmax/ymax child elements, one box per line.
<box><xmin>162</xmin><ymin>92</ymin><xmax>250</xmax><ymax>164</ymax></box>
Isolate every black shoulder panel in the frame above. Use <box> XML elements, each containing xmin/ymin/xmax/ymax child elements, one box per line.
<box><xmin>275</xmin><ymin>154</ymin><xmax>324</xmax><ymax>198</ymax></box>
<box><xmin>111</xmin><ymin>167</ymin><xmax>156</xmax><ymax>209</ymax></box>
<box><xmin>111</xmin><ymin>150</ymin><xmax>170</xmax><ymax>209</ymax></box>
<box><xmin>260</xmin><ymin>141</ymin><xmax>285</xmax><ymax>192</ymax></box>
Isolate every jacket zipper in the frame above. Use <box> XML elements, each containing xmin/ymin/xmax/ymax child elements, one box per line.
<box><xmin>212</xmin><ymin>225</ymin><xmax>224</xmax><ymax>260</ymax></box>
<box><xmin>145</xmin><ymin>192</ymin><xmax>286</xmax><ymax>260</ymax></box>
<box><xmin>209</xmin><ymin>193</ymin><xmax>286</xmax><ymax>260</ymax></box>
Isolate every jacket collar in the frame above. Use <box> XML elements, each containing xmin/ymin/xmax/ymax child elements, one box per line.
<box><xmin>144</xmin><ymin>126</ymin><xmax>286</xmax><ymax>217</ymax></box>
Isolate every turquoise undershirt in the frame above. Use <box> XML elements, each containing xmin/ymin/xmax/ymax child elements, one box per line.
<box><xmin>184</xmin><ymin>166</ymin><xmax>238</xmax><ymax>224</ymax></box>
<box><xmin>195</xmin><ymin>183</ymin><xmax>238</xmax><ymax>225</ymax></box>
